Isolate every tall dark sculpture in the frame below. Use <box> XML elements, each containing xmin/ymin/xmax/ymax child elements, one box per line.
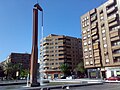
<box><xmin>30</xmin><ymin>3</ymin><xmax>43</xmax><ymax>87</ymax></box>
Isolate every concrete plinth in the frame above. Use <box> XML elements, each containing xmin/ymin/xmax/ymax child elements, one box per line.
<box><xmin>29</xmin><ymin>82</ymin><xmax>40</xmax><ymax>87</ymax></box>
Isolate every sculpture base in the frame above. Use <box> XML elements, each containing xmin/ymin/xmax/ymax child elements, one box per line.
<box><xmin>29</xmin><ymin>82</ymin><xmax>40</xmax><ymax>87</ymax></box>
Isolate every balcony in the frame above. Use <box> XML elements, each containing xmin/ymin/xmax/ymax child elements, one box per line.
<box><xmin>112</xmin><ymin>45</ymin><xmax>120</xmax><ymax>50</ymax></box>
<box><xmin>109</xmin><ymin>21</ymin><xmax>118</xmax><ymax>27</ymax></box>
<box><xmin>90</xmin><ymin>9</ymin><xmax>96</xmax><ymax>15</ymax></box>
<box><xmin>93</xmin><ymin>49</ymin><xmax>100</xmax><ymax>53</ymax></box>
<box><xmin>108</xmin><ymin>14</ymin><xmax>116</xmax><ymax>23</ymax></box>
<box><xmin>43</xmin><ymin>42</ymin><xmax>49</xmax><ymax>46</ymax></box>
<box><xmin>113</xmin><ymin>53</ymin><xmax>120</xmax><ymax>57</ymax></box>
<box><xmin>110</xmin><ymin>31</ymin><xmax>119</xmax><ymax>38</ymax></box>
<box><xmin>95</xmin><ymin>60</ymin><xmax>100</xmax><ymax>64</ymax></box>
<box><xmin>92</xmin><ymin>28</ymin><xmax>97</xmax><ymax>33</ymax></box>
<box><xmin>110</xmin><ymin>29</ymin><xmax>119</xmax><ymax>34</ymax></box>
<box><xmin>106</xmin><ymin>0</ymin><xmax>115</xmax><ymax>8</ymax></box>
<box><xmin>94</xmin><ymin>56</ymin><xmax>100</xmax><ymax>60</ymax></box>
<box><xmin>94</xmin><ymin>52</ymin><xmax>100</xmax><ymax>57</ymax></box>
<box><xmin>92</xmin><ymin>35</ymin><xmax>98</xmax><ymax>40</ymax></box>
<box><xmin>91</xmin><ymin>15</ymin><xmax>97</xmax><ymax>22</ymax></box>
<box><xmin>111</xmin><ymin>36</ymin><xmax>120</xmax><ymax>41</ymax></box>
<box><xmin>91</xmin><ymin>22</ymin><xmax>97</xmax><ymax>30</ymax></box>
<box><xmin>107</xmin><ymin>6</ymin><xmax>116</xmax><ymax>14</ymax></box>
<box><xmin>91</xmin><ymin>30</ymin><xmax>97</xmax><ymax>36</ymax></box>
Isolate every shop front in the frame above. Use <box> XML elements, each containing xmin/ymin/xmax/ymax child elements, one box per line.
<box><xmin>87</xmin><ymin>68</ymin><xmax>101</xmax><ymax>79</ymax></box>
<box><xmin>105</xmin><ymin>67</ymin><xmax>120</xmax><ymax>78</ymax></box>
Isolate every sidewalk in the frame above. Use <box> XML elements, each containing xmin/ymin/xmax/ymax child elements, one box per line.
<box><xmin>1</xmin><ymin>79</ymin><xmax>120</xmax><ymax>90</ymax></box>
<box><xmin>0</xmin><ymin>80</ymin><xmax>27</xmax><ymax>86</ymax></box>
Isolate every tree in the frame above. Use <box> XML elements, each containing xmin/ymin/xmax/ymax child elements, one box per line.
<box><xmin>20</xmin><ymin>69</ymin><xmax>29</xmax><ymax>79</ymax></box>
<box><xmin>75</xmin><ymin>62</ymin><xmax>86</xmax><ymax>78</ymax></box>
<box><xmin>0</xmin><ymin>65</ymin><xmax>5</xmax><ymax>80</ymax></box>
<box><xmin>60</xmin><ymin>63</ymin><xmax>70</xmax><ymax>76</ymax></box>
<box><xmin>4</xmin><ymin>62</ymin><xmax>14</xmax><ymax>80</ymax></box>
<box><xmin>4</xmin><ymin>62</ymin><xmax>23</xmax><ymax>80</ymax></box>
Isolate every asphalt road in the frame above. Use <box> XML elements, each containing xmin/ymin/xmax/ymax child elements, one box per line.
<box><xmin>52</xmin><ymin>83</ymin><xmax>120</xmax><ymax>90</ymax></box>
<box><xmin>0</xmin><ymin>83</ymin><xmax>120</xmax><ymax>90</ymax></box>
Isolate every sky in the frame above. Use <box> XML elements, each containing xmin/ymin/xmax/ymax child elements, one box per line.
<box><xmin>0</xmin><ymin>0</ymin><xmax>107</xmax><ymax>62</ymax></box>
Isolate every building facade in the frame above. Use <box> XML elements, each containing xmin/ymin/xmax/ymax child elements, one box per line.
<box><xmin>40</xmin><ymin>34</ymin><xmax>83</xmax><ymax>79</ymax></box>
<box><xmin>81</xmin><ymin>0</ymin><xmax>120</xmax><ymax>79</ymax></box>
<box><xmin>1</xmin><ymin>53</ymin><xmax>31</xmax><ymax>70</ymax></box>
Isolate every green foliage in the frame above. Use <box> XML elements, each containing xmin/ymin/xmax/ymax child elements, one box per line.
<box><xmin>20</xmin><ymin>69</ymin><xmax>29</xmax><ymax>78</ymax></box>
<box><xmin>60</xmin><ymin>64</ymin><xmax>69</xmax><ymax>76</ymax></box>
<box><xmin>4</xmin><ymin>62</ymin><xmax>23</xmax><ymax>79</ymax></box>
<box><xmin>0</xmin><ymin>65</ymin><xmax>5</xmax><ymax>77</ymax></box>
<box><xmin>76</xmin><ymin>62</ymin><xmax>85</xmax><ymax>73</ymax></box>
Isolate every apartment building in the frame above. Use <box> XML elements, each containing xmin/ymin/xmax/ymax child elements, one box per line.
<box><xmin>1</xmin><ymin>53</ymin><xmax>31</xmax><ymax>70</ymax></box>
<box><xmin>40</xmin><ymin>34</ymin><xmax>83</xmax><ymax>79</ymax></box>
<box><xmin>81</xmin><ymin>0</ymin><xmax>120</xmax><ymax>78</ymax></box>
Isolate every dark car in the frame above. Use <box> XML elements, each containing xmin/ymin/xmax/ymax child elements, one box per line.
<box><xmin>106</xmin><ymin>76</ymin><xmax>120</xmax><ymax>81</ymax></box>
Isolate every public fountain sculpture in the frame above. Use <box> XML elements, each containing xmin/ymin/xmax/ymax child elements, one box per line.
<box><xmin>29</xmin><ymin>3</ymin><xmax>43</xmax><ymax>87</ymax></box>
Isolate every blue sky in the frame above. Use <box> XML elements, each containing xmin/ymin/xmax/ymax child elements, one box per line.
<box><xmin>0</xmin><ymin>0</ymin><xmax>107</xmax><ymax>62</ymax></box>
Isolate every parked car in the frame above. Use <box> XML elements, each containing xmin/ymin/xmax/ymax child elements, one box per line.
<box><xmin>106</xmin><ymin>76</ymin><xmax>120</xmax><ymax>81</ymax></box>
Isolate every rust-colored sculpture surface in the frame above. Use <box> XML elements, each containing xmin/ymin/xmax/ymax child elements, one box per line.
<box><xmin>30</xmin><ymin>4</ymin><xmax>43</xmax><ymax>87</ymax></box>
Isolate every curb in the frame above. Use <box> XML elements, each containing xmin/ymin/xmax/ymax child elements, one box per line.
<box><xmin>22</xmin><ymin>82</ymin><xmax>104</xmax><ymax>90</ymax></box>
<box><xmin>0</xmin><ymin>82</ymin><xmax>27</xmax><ymax>86</ymax></box>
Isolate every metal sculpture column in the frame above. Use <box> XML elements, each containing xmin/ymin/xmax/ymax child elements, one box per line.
<box><xmin>30</xmin><ymin>3</ymin><xmax>43</xmax><ymax>87</ymax></box>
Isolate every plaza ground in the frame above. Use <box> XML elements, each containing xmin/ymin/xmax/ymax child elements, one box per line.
<box><xmin>0</xmin><ymin>83</ymin><xmax>120</xmax><ymax>90</ymax></box>
<box><xmin>51</xmin><ymin>83</ymin><xmax>120</xmax><ymax>90</ymax></box>
<box><xmin>0</xmin><ymin>79</ymin><xmax>120</xmax><ymax>90</ymax></box>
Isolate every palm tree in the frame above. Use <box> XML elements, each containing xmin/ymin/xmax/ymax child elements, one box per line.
<box><xmin>0</xmin><ymin>65</ymin><xmax>5</xmax><ymax>80</ymax></box>
<box><xmin>60</xmin><ymin>63</ymin><xmax>70</xmax><ymax>76</ymax></box>
<box><xmin>4</xmin><ymin>62</ymin><xmax>22</xmax><ymax>80</ymax></box>
<box><xmin>4</xmin><ymin>62</ymin><xmax>13</xmax><ymax>80</ymax></box>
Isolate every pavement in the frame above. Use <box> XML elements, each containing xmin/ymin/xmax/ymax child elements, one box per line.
<box><xmin>0</xmin><ymin>79</ymin><xmax>120</xmax><ymax>90</ymax></box>
<box><xmin>0</xmin><ymin>80</ymin><xmax>27</xmax><ymax>86</ymax></box>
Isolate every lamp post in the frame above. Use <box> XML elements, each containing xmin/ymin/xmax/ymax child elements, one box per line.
<box><xmin>30</xmin><ymin>3</ymin><xmax>43</xmax><ymax>87</ymax></box>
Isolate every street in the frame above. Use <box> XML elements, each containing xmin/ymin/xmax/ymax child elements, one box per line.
<box><xmin>0</xmin><ymin>83</ymin><xmax>120</xmax><ymax>90</ymax></box>
<box><xmin>52</xmin><ymin>83</ymin><xmax>120</xmax><ymax>90</ymax></box>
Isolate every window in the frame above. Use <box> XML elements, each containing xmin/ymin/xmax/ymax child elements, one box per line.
<box><xmin>116</xmin><ymin>71</ymin><xmax>120</xmax><ymax>76</ymax></box>
<box><xmin>104</xmin><ymin>44</ymin><xmax>107</xmax><ymax>48</ymax></box>
<box><xmin>100</xmin><ymin>16</ymin><xmax>104</xmax><ymax>20</ymax></box>
<box><xmin>83</xmin><ymin>24</ymin><xmax>85</xmax><ymax>27</ymax></box>
<box><xmin>88</xmin><ymin>34</ymin><xmax>91</xmax><ymax>38</ymax></box>
<box><xmin>85</xmin><ymin>61</ymin><xmax>89</xmax><ymax>65</ymax></box>
<box><xmin>84</xmin><ymin>48</ymin><xmax>88</xmax><ymax>52</ymax></box>
<box><xmin>93</xmin><ymin>44</ymin><xmax>98</xmax><ymax>49</ymax></box>
<box><xmin>89</xmin><ymin>48</ymin><xmax>92</xmax><ymax>51</ymax></box>
<box><xmin>83</xmin><ymin>30</ymin><xmax>86</xmax><ymax>34</ymax></box>
<box><xmin>106</xmin><ymin>59</ymin><xmax>109</xmax><ymax>63</ymax></box>
<box><xmin>87</xmin><ymin>22</ymin><xmax>89</xmax><ymax>25</ymax></box>
<box><xmin>103</xmin><ymin>37</ymin><xmax>106</xmax><ymax>40</ymax></box>
<box><xmin>85</xmin><ymin>56</ymin><xmax>88</xmax><ymax>58</ymax></box>
<box><xmin>83</xmin><ymin>36</ymin><xmax>87</xmax><ymax>40</ymax></box>
<box><xmin>87</xmin><ymin>16</ymin><xmax>89</xmax><ymax>19</ymax></box>
<box><xmin>90</xmin><ymin>54</ymin><xmax>92</xmax><ymax>57</ymax></box>
<box><xmin>90</xmin><ymin>61</ymin><xmax>93</xmax><ymax>65</ymax></box>
<box><xmin>84</xmin><ymin>42</ymin><xmax>87</xmax><ymax>46</ymax></box>
<box><xmin>87</xmin><ymin>29</ymin><xmax>90</xmax><ymax>32</ymax></box>
<box><xmin>102</xmin><ymin>30</ymin><xmax>105</xmax><ymax>33</ymax></box>
<box><xmin>88</xmin><ymin>41</ymin><xmax>91</xmax><ymax>44</ymax></box>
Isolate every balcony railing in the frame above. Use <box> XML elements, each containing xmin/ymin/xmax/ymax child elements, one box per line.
<box><xmin>111</xmin><ymin>36</ymin><xmax>120</xmax><ymax>41</ymax></box>
<box><xmin>109</xmin><ymin>21</ymin><xmax>118</xmax><ymax>27</ymax></box>
<box><xmin>110</xmin><ymin>31</ymin><xmax>119</xmax><ymax>38</ymax></box>
<box><xmin>108</xmin><ymin>14</ymin><xmax>116</xmax><ymax>23</ymax></box>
